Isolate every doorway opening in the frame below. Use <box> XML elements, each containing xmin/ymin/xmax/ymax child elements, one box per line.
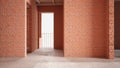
<box><xmin>41</xmin><ymin>13</ymin><xmax>54</xmax><ymax>49</ymax></box>
<box><xmin>38</xmin><ymin>6</ymin><xmax>64</xmax><ymax>57</ymax></box>
<box><xmin>114</xmin><ymin>0</ymin><xmax>120</xmax><ymax>57</ymax></box>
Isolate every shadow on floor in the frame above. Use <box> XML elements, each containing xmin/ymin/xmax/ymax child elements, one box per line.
<box><xmin>28</xmin><ymin>48</ymin><xmax>64</xmax><ymax>57</ymax></box>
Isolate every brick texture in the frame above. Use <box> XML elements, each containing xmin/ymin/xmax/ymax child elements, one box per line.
<box><xmin>64</xmin><ymin>0</ymin><xmax>109</xmax><ymax>58</ymax></box>
<box><xmin>108</xmin><ymin>0</ymin><xmax>114</xmax><ymax>59</ymax></box>
<box><xmin>0</xmin><ymin>0</ymin><xmax>26</xmax><ymax>57</ymax></box>
<box><xmin>28</xmin><ymin>0</ymin><xmax>39</xmax><ymax>52</ymax></box>
<box><xmin>0</xmin><ymin>0</ymin><xmax>114</xmax><ymax>58</ymax></box>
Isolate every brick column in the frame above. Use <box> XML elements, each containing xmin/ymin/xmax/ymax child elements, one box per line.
<box><xmin>108</xmin><ymin>0</ymin><xmax>114</xmax><ymax>59</ymax></box>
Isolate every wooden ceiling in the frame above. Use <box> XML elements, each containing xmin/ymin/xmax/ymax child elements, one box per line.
<box><xmin>36</xmin><ymin>0</ymin><xmax>63</xmax><ymax>6</ymax></box>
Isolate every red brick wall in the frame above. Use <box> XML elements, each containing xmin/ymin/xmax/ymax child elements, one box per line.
<box><xmin>108</xmin><ymin>0</ymin><xmax>114</xmax><ymax>59</ymax></box>
<box><xmin>29</xmin><ymin>0</ymin><xmax>39</xmax><ymax>52</ymax></box>
<box><xmin>38</xmin><ymin>6</ymin><xmax>63</xmax><ymax>50</ymax></box>
<box><xmin>115</xmin><ymin>1</ymin><xmax>120</xmax><ymax>49</ymax></box>
<box><xmin>0</xmin><ymin>0</ymin><xmax>26</xmax><ymax>57</ymax></box>
<box><xmin>64</xmin><ymin>0</ymin><xmax>109</xmax><ymax>58</ymax></box>
<box><xmin>27</xmin><ymin>8</ymin><xmax>31</xmax><ymax>52</ymax></box>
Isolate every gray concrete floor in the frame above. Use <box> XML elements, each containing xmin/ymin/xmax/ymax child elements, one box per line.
<box><xmin>0</xmin><ymin>48</ymin><xmax>120</xmax><ymax>68</ymax></box>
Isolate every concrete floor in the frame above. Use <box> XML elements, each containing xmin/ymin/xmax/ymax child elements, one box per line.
<box><xmin>0</xmin><ymin>49</ymin><xmax>120</xmax><ymax>68</ymax></box>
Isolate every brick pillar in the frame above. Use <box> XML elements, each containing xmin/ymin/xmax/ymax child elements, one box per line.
<box><xmin>108</xmin><ymin>0</ymin><xmax>114</xmax><ymax>59</ymax></box>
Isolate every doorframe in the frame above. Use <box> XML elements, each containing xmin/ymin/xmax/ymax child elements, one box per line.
<box><xmin>38</xmin><ymin>11</ymin><xmax>55</xmax><ymax>49</ymax></box>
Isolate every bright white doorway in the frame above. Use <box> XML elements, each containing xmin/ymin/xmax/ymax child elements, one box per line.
<box><xmin>41</xmin><ymin>13</ymin><xmax>54</xmax><ymax>49</ymax></box>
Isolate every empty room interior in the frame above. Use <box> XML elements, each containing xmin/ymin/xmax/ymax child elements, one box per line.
<box><xmin>0</xmin><ymin>0</ymin><xmax>120</xmax><ymax>68</ymax></box>
<box><xmin>26</xmin><ymin>0</ymin><xmax>64</xmax><ymax>57</ymax></box>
